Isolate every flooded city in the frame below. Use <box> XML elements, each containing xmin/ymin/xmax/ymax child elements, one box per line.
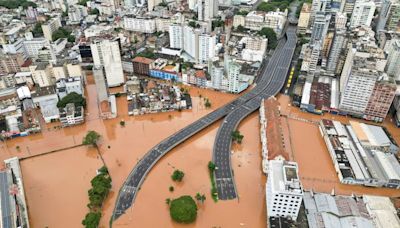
<box><xmin>1</xmin><ymin>76</ymin><xmax>399</xmax><ymax>228</ymax></box>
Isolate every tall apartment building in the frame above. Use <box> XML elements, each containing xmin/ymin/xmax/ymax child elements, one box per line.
<box><xmin>123</xmin><ymin>16</ymin><xmax>157</xmax><ymax>33</ymax></box>
<box><xmin>301</xmin><ymin>42</ymin><xmax>321</xmax><ymax>73</ymax></box>
<box><xmin>0</xmin><ymin>53</ymin><xmax>24</xmax><ymax>74</ymax></box>
<box><xmin>335</xmin><ymin>12</ymin><xmax>347</xmax><ymax>30</ymax></box>
<box><xmin>197</xmin><ymin>0</ymin><xmax>218</xmax><ymax>21</ymax></box>
<box><xmin>310</xmin><ymin>0</ymin><xmax>329</xmax><ymax>24</ymax></box>
<box><xmin>377</xmin><ymin>0</ymin><xmax>400</xmax><ymax>32</ymax></box>
<box><xmin>204</xmin><ymin>0</ymin><xmax>218</xmax><ymax>21</ymax></box>
<box><xmin>68</xmin><ymin>5</ymin><xmax>88</xmax><ymax>24</ymax></box>
<box><xmin>349</xmin><ymin>0</ymin><xmax>375</xmax><ymax>28</ymax></box>
<box><xmin>90</xmin><ymin>39</ymin><xmax>124</xmax><ymax>87</ymax></box>
<box><xmin>41</xmin><ymin>17</ymin><xmax>61</xmax><ymax>41</ymax></box>
<box><xmin>298</xmin><ymin>3</ymin><xmax>311</xmax><ymax>34</ymax></box>
<box><xmin>310</xmin><ymin>12</ymin><xmax>331</xmax><ymax>45</ymax></box>
<box><xmin>385</xmin><ymin>40</ymin><xmax>400</xmax><ymax>80</ymax></box>
<box><xmin>183</xmin><ymin>25</ymin><xmax>200</xmax><ymax>62</ymax></box>
<box><xmin>198</xmin><ymin>34</ymin><xmax>216</xmax><ymax>63</ymax></box>
<box><xmin>326</xmin><ymin>30</ymin><xmax>346</xmax><ymax>73</ymax></box>
<box><xmin>169</xmin><ymin>24</ymin><xmax>183</xmax><ymax>49</ymax></box>
<box><xmin>321</xmin><ymin>32</ymin><xmax>334</xmax><ymax>65</ymax></box>
<box><xmin>364</xmin><ymin>76</ymin><xmax>396</xmax><ymax>122</ymax></box>
<box><xmin>227</xmin><ymin>60</ymin><xmax>243</xmax><ymax>93</ymax></box>
<box><xmin>211</xmin><ymin>64</ymin><xmax>224</xmax><ymax>90</ymax></box>
<box><xmin>266</xmin><ymin>160</ymin><xmax>303</xmax><ymax>220</ymax></box>
<box><xmin>339</xmin><ymin>54</ymin><xmax>379</xmax><ymax>117</ymax></box>
<box><xmin>343</xmin><ymin>0</ymin><xmax>356</xmax><ymax>15</ymax></box>
<box><xmin>23</xmin><ymin>37</ymin><xmax>50</xmax><ymax>58</ymax></box>
<box><xmin>263</xmin><ymin>11</ymin><xmax>287</xmax><ymax>36</ymax></box>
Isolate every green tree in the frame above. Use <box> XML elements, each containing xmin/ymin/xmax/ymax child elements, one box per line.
<box><xmin>0</xmin><ymin>0</ymin><xmax>37</xmax><ymax>9</ymax></box>
<box><xmin>257</xmin><ymin>2</ymin><xmax>275</xmax><ymax>12</ymax></box>
<box><xmin>231</xmin><ymin>130</ymin><xmax>244</xmax><ymax>144</ymax></box>
<box><xmin>52</xmin><ymin>27</ymin><xmax>73</xmax><ymax>42</ymax></box>
<box><xmin>205</xmin><ymin>99</ymin><xmax>211</xmax><ymax>108</ymax></box>
<box><xmin>57</xmin><ymin>92</ymin><xmax>86</xmax><ymax>108</ymax></box>
<box><xmin>171</xmin><ymin>169</ymin><xmax>185</xmax><ymax>182</ymax></box>
<box><xmin>98</xmin><ymin>166</ymin><xmax>108</xmax><ymax>175</ymax></box>
<box><xmin>159</xmin><ymin>0</ymin><xmax>168</xmax><ymax>6</ymax></box>
<box><xmin>82</xmin><ymin>212</ymin><xmax>101</xmax><ymax>228</ymax></box>
<box><xmin>236</xmin><ymin>25</ymin><xmax>246</xmax><ymax>33</ymax></box>
<box><xmin>78</xmin><ymin>0</ymin><xmax>89</xmax><ymax>5</ymax></box>
<box><xmin>82</xmin><ymin>164</ymin><xmax>111</xmax><ymax>227</ymax></box>
<box><xmin>169</xmin><ymin>186</ymin><xmax>174</xmax><ymax>192</ymax></box>
<box><xmin>212</xmin><ymin>19</ymin><xmax>224</xmax><ymax>30</ymax></box>
<box><xmin>299</xmin><ymin>37</ymin><xmax>309</xmax><ymax>46</ymax></box>
<box><xmin>258</xmin><ymin>27</ymin><xmax>277</xmax><ymax>49</ymax></box>
<box><xmin>67</xmin><ymin>35</ymin><xmax>76</xmax><ymax>43</ymax></box>
<box><xmin>236</xmin><ymin>10</ymin><xmax>249</xmax><ymax>16</ymax></box>
<box><xmin>32</xmin><ymin>22</ymin><xmax>43</xmax><ymax>37</ymax></box>
<box><xmin>208</xmin><ymin>161</ymin><xmax>216</xmax><ymax>172</ymax></box>
<box><xmin>188</xmin><ymin>21</ymin><xmax>199</xmax><ymax>28</ymax></box>
<box><xmin>257</xmin><ymin>1</ymin><xmax>290</xmax><ymax>12</ymax></box>
<box><xmin>195</xmin><ymin>193</ymin><xmax>206</xmax><ymax>203</ymax></box>
<box><xmin>82</xmin><ymin>131</ymin><xmax>101</xmax><ymax>146</ymax></box>
<box><xmin>135</xmin><ymin>50</ymin><xmax>156</xmax><ymax>59</ymax></box>
<box><xmin>166</xmin><ymin>198</ymin><xmax>171</xmax><ymax>205</ymax></box>
<box><xmin>120</xmin><ymin>120</ymin><xmax>126</xmax><ymax>127</ymax></box>
<box><xmin>169</xmin><ymin>196</ymin><xmax>198</xmax><ymax>223</ymax></box>
<box><xmin>89</xmin><ymin>8</ymin><xmax>99</xmax><ymax>15</ymax></box>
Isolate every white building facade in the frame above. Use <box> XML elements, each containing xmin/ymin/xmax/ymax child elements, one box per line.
<box><xmin>267</xmin><ymin>160</ymin><xmax>303</xmax><ymax>220</ymax></box>
<box><xmin>90</xmin><ymin>39</ymin><xmax>125</xmax><ymax>87</ymax></box>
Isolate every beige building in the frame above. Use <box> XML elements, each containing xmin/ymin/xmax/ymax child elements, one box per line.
<box><xmin>51</xmin><ymin>65</ymin><xmax>67</xmax><ymax>81</ymax></box>
<box><xmin>0</xmin><ymin>74</ymin><xmax>16</xmax><ymax>90</ymax></box>
<box><xmin>298</xmin><ymin>3</ymin><xmax>311</xmax><ymax>34</ymax></box>
<box><xmin>41</xmin><ymin>17</ymin><xmax>61</xmax><ymax>41</ymax></box>
<box><xmin>241</xmin><ymin>10</ymin><xmax>287</xmax><ymax>35</ymax></box>
<box><xmin>244</xmin><ymin>11</ymin><xmax>265</xmax><ymax>31</ymax></box>
<box><xmin>0</xmin><ymin>88</ymin><xmax>20</xmax><ymax>108</ymax></box>
<box><xmin>30</xmin><ymin>63</ymin><xmax>53</xmax><ymax>87</ymax></box>
<box><xmin>233</xmin><ymin>15</ymin><xmax>245</xmax><ymax>28</ymax></box>
<box><xmin>0</xmin><ymin>53</ymin><xmax>24</xmax><ymax>74</ymax></box>
<box><xmin>66</xmin><ymin>63</ymin><xmax>83</xmax><ymax>77</ymax></box>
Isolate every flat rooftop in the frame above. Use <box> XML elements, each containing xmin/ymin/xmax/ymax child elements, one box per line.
<box><xmin>270</xmin><ymin>160</ymin><xmax>303</xmax><ymax>195</ymax></box>
<box><xmin>0</xmin><ymin>171</ymin><xmax>12</xmax><ymax>228</ymax></box>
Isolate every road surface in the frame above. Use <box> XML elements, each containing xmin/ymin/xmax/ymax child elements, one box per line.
<box><xmin>111</xmin><ymin>26</ymin><xmax>297</xmax><ymax>223</ymax></box>
<box><xmin>213</xmin><ymin>26</ymin><xmax>298</xmax><ymax>200</ymax></box>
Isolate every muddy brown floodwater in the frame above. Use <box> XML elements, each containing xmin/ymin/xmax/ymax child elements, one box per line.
<box><xmin>20</xmin><ymin>146</ymin><xmax>103</xmax><ymax>227</ymax></box>
<box><xmin>111</xmin><ymin>112</ymin><xmax>266</xmax><ymax>228</ymax></box>
<box><xmin>277</xmin><ymin>95</ymin><xmax>400</xmax><ymax>197</ymax></box>
<box><xmin>2</xmin><ymin>74</ymin><xmax>399</xmax><ymax>228</ymax></box>
<box><xmin>1</xmin><ymin>74</ymin><xmax>268</xmax><ymax>228</ymax></box>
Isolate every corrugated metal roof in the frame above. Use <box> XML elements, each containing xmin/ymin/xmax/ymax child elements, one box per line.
<box><xmin>363</xmin><ymin>124</ymin><xmax>391</xmax><ymax>147</ymax></box>
<box><xmin>304</xmin><ymin>192</ymin><xmax>375</xmax><ymax>228</ymax></box>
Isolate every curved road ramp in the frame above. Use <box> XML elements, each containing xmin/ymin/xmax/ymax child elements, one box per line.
<box><xmin>213</xmin><ymin>27</ymin><xmax>297</xmax><ymax>200</ymax></box>
<box><xmin>111</xmin><ymin>26</ymin><xmax>298</xmax><ymax>222</ymax></box>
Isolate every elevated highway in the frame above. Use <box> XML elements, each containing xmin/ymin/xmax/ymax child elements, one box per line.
<box><xmin>111</xmin><ymin>26</ymin><xmax>297</xmax><ymax>222</ymax></box>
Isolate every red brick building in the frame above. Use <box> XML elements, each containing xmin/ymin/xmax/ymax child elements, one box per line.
<box><xmin>132</xmin><ymin>56</ymin><xmax>154</xmax><ymax>76</ymax></box>
<box><xmin>364</xmin><ymin>79</ymin><xmax>396</xmax><ymax>122</ymax></box>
